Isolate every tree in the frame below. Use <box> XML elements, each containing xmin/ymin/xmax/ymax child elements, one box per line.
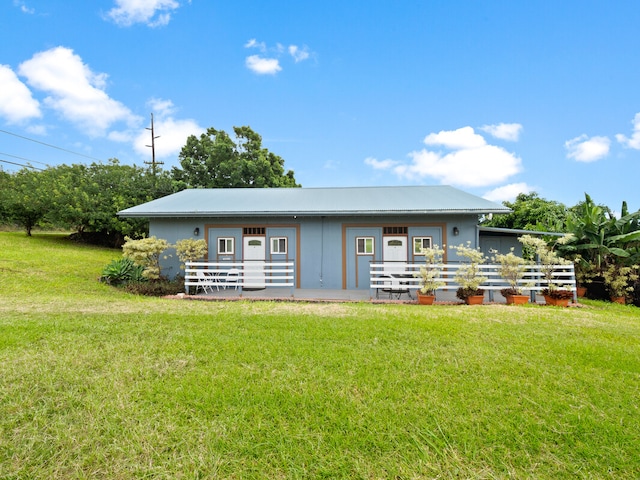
<box><xmin>482</xmin><ymin>192</ymin><xmax>568</xmax><ymax>232</ymax></box>
<box><xmin>46</xmin><ymin>160</ymin><xmax>176</xmax><ymax>245</ymax></box>
<box><xmin>172</xmin><ymin>126</ymin><xmax>299</xmax><ymax>189</ymax></box>
<box><xmin>560</xmin><ymin>193</ymin><xmax>640</xmax><ymax>272</ymax></box>
<box><xmin>1</xmin><ymin>168</ymin><xmax>51</xmax><ymax>236</ymax></box>
<box><xmin>0</xmin><ymin>160</ymin><xmax>176</xmax><ymax>243</ymax></box>
<box><xmin>0</xmin><ymin>170</ymin><xmax>11</xmax><ymax>224</ymax></box>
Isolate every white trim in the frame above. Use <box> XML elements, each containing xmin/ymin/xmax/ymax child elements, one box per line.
<box><xmin>412</xmin><ymin>236</ymin><xmax>433</xmax><ymax>255</ymax></box>
<box><xmin>218</xmin><ymin>237</ymin><xmax>234</xmax><ymax>255</ymax></box>
<box><xmin>271</xmin><ymin>237</ymin><xmax>288</xmax><ymax>254</ymax></box>
<box><xmin>356</xmin><ymin>237</ymin><xmax>374</xmax><ymax>255</ymax></box>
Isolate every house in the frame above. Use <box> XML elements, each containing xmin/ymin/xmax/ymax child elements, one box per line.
<box><xmin>118</xmin><ymin>186</ymin><xmax>511</xmax><ymax>290</ymax></box>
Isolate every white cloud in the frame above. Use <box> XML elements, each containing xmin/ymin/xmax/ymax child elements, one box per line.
<box><xmin>565</xmin><ymin>134</ymin><xmax>610</xmax><ymax>162</ymax></box>
<box><xmin>480</xmin><ymin>123</ymin><xmax>523</xmax><ymax>142</ymax></box>
<box><xmin>244</xmin><ymin>40</ymin><xmax>312</xmax><ymax>74</ymax></box>
<box><xmin>131</xmin><ymin>98</ymin><xmax>203</xmax><ymax>159</ymax></box>
<box><xmin>364</xmin><ymin>157</ymin><xmax>399</xmax><ymax>170</ymax></box>
<box><xmin>0</xmin><ymin>64</ymin><xmax>41</xmax><ymax>123</ymax></box>
<box><xmin>245</xmin><ymin>55</ymin><xmax>281</xmax><ymax>75</ymax></box>
<box><xmin>105</xmin><ymin>0</ymin><xmax>183</xmax><ymax>27</ymax></box>
<box><xmin>424</xmin><ymin>126</ymin><xmax>486</xmax><ymax>149</ymax></box>
<box><xmin>148</xmin><ymin>97</ymin><xmax>176</xmax><ymax>116</ymax></box>
<box><xmin>289</xmin><ymin>45</ymin><xmax>310</xmax><ymax>63</ymax></box>
<box><xmin>483</xmin><ymin>183</ymin><xmax>533</xmax><ymax>203</ymax></box>
<box><xmin>366</xmin><ymin>126</ymin><xmax>523</xmax><ymax>188</ymax></box>
<box><xmin>245</xmin><ymin>39</ymin><xmax>267</xmax><ymax>52</ymax></box>
<box><xmin>13</xmin><ymin>1</ymin><xmax>35</xmax><ymax>14</ymax></box>
<box><xmin>26</xmin><ymin>124</ymin><xmax>47</xmax><ymax>136</ymax></box>
<box><xmin>401</xmin><ymin>145</ymin><xmax>521</xmax><ymax>187</ymax></box>
<box><xmin>18</xmin><ymin>46</ymin><xmax>140</xmax><ymax>137</ymax></box>
<box><xmin>615</xmin><ymin>112</ymin><xmax>640</xmax><ymax>149</ymax></box>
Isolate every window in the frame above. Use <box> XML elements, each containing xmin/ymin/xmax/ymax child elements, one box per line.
<box><xmin>413</xmin><ymin>237</ymin><xmax>432</xmax><ymax>255</ymax></box>
<box><xmin>271</xmin><ymin>237</ymin><xmax>287</xmax><ymax>254</ymax></box>
<box><xmin>356</xmin><ymin>237</ymin><xmax>374</xmax><ymax>255</ymax></box>
<box><xmin>218</xmin><ymin>237</ymin><xmax>234</xmax><ymax>254</ymax></box>
<box><xmin>383</xmin><ymin>226</ymin><xmax>408</xmax><ymax>235</ymax></box>
<box><xmin>243</xmin><ymin>227</ymin><xmax>265</xmax><ymax>235</ymax></box>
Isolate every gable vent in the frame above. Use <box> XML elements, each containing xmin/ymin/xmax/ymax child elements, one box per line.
<box><xmin>383</xmin><ymin>226</ymin><xmax>408</xmax><ymax>235</ymax></box>
<box><xmin>243</xmin><ymin>227</ymin><xmax>265</xmax><ymax>235</ymax></box>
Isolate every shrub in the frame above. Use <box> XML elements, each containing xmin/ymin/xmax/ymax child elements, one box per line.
<box><xmin>519</xmin><ymin>234</ymin><xmax>572</xmax><ymax>293</ymax></box>
<box><xmin>603</xmin><ymin>264</ymin><xmax>639</xmax><ymax>299</ymax></box>
<box><xmin>415</xmin><ymin>244</ymin><xmax>446</xmax><ymax>295</ymax></box>
<box><xmin>124</xmin><ymin>276</ymin><xmax>185</xmax><ymax>297</ymax></box>
<box><xmin>541</xmin><ymin>288</ymin><xmax>573</xmax><ymax>300</ymax></box>
<box><xmin>100</xmin><ymin>258</ymin><xmax>146</xmax><ymax>286</ymax></box>
<box><xmin>450</xmin><ymin>242</ymin><xmax>487</xmax><ymax>297</ymax></box>
<box><xmin>493</xmin><ymin>248</ymin><xmax>528</xmax><ymax>295</ymax></box>
<box><xmin>122</xmin><ymin>236</ymin><xmax>171</xmax><ymax>280</ymax></box>
<box><xmin>175</xmin><ymin>238</ymin><xmax>208</xmax><ymax>270</ymax></box>
<box><xmin>456</xmin><ymin>286</ymin><xmax>485</xmax><ymax>300</ymax></box>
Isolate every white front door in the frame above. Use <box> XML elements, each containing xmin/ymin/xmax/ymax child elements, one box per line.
<box><xmin>383</xmin><ymin>236</ymin><xmax>408</xmax><ymax>273</ymax></box>
<box><xmin>243</xmin><ymin>236</ymin><xmax>266</xmax><ymax>288</ymax></box>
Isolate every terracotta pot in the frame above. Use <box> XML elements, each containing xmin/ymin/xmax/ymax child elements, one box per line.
<box><xmin>465</xmin><ymin>295</ymin><xmax>484</xmax><ymax>305</ymax></box>
<box><xmin>505</xmin><ymin>295</ymin><xmax>529</xmax><ymax>305</ymax></box>
<box><xmin>417</xmin><ymin>293</ymin><xmax>436</xmax><ymax>305</ymax></box>
<box><xmin>543</xmin><ymin>295</ymin><xmax>569</xmax><ymax>307</ymax></box>
<box><xmin>576</xmin><ymin>286</ymin><xmax>587</xmax><ymax>298</ymax></box>
<box><xmin>611</xmin><ymin>296</ymin><xmax>626</xmax><ymax>305</ymax></box>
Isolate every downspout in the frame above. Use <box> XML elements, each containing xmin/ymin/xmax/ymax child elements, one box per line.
<box><xmin>320</xmin><ymin>216</ymin><xmax>325</xmax><ymax>288</ymax></box>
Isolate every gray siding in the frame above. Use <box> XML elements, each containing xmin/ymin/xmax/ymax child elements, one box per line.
<box><xmin>150</xmin><ymin>213</ymin><xmax>482</xmax><ymax>289</ymax></box>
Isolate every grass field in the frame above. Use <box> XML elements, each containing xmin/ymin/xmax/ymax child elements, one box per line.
<box><xmin>1</xmin><ymin>231</ymin><xmax>639</xmax><ymax>479</ymax></box>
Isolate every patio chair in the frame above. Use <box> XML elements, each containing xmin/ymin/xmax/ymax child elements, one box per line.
<box><xmin>196</xmin><ymin>270</ymin><xmax>215</xmax><ymax>294</ymax></box>
<box><xmin>224</xmin><ymin>268</ymin><xmax>240</xmax><ymax>290</ymax></box>
<box><xmin>376</xmin><ymin>274</ymin><xmax>393</xmax><ymax>299</ymax></box>
<box><xmin>376</xmin><ymin>274</ymin><xmax>410</xmax><ymax>300</ymax></box>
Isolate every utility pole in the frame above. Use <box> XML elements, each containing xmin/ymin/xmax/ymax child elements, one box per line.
<box><xmin>145</xmin><ymin>113</ymin><xmax>163</xmax><ymax>178</ymax></box>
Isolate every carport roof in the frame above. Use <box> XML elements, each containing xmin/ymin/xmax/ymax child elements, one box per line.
<box><xmin>118</xmin><ymin>185</ymin><xmax>511</xmax><ymax>218</ymax></box>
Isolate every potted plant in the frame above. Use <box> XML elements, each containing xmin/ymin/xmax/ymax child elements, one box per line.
<box><xmin>519</xmin><ymin>234</ymin><xmax>574</xmax><ymax>307</ymax></box>
<box><xmin>603</xmin><ymin>264</ymin><xmax>639</xmax><ymax>304</ymax></box>
<box><xmin>573</xmin><ymin>255</ymin><xmax>595</xmax><ymax>298</ymax></box>
<box><xmin>493</xmin><ymin>248</ymin><xmax>529</xmax><ymax>305</ymax></box>
<box><xmin>414</xmin><ymin>244</ymin><xmax>446</xmax><ymax>305</ymax></box>
<box><xmin>450</xmin><ymin>242</ymin><xmax>487</xmax><ymax>305</ymax></box>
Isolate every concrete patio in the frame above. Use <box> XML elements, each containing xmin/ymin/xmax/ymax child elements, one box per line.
<box><xmin>185</xmin><ymin>287</ymin><xmax>552</xmax><ymax>304</ymax></box>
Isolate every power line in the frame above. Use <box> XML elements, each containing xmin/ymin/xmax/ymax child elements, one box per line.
<box><xmin>0</xmin><ymin>158</ymin><xmax>45</xmax><ymax>171</ymax></box>
<box><xmin>0</xmin><ymin>128</ymin><xmax>106</xmax><ymax>163</ymax></box>
<box><xmin>0</xmin><ymin>151</ymin><xmax>49</xmax><ymax>167</ymax></box>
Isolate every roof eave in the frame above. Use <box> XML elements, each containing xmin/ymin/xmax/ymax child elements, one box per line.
<box><xmin>119</xmin><ymin>208</ymin><xmax>511</xmax><ymax>218</ymax></box>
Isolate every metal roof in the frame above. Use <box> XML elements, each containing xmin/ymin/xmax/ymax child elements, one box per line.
<box><xmin>118</xmin><ymin>185</ymin><xmax>511</xmax><ymax>218</ymax></box>
<box><xmin>478</xmin><ymin>226</ymin><xmax>564</xmax><ymax>237</ymax></box>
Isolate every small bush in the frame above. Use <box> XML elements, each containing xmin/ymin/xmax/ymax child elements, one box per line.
<box><xmin>456</xmin><ymin>287</ymin><xmax>485</xmax><ymax>300</ymax></box>
<box><xmin>175</xmin><ymin>238</ymin><xmax>208</xmax><ymax>269</ymax></box>
<box><xmin>123</xmin><ymin>277</ymin><xmax>184</xmax><ymax>297</ymax></box>
<box><xmin>100</xmin><ymin>258</ymin><xmax>146</xmax><ymax>286</ymax></box>
<box><xmin>542</xmin><ymin>288</ymin><xmax>573</xmax><ymax>300</ymax></box>
<box><xmin>122</xmin><ymin>236</ymin><xmax>171</xmax><ymax>280</ymax></box>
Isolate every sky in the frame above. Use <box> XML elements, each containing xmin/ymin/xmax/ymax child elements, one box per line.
<box><xmin>1</xmin><ymin>0</ymin><xmax>640</xmax><ymax>212</ymax></box>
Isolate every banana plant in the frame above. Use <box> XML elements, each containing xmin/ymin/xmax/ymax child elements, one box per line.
<box><xmin>562</xmin><ymin>194</ymin><xmax>640</xmax><ymax>272</ymax></box>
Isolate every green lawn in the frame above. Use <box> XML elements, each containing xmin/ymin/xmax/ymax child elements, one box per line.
<box><xmin>1</xmin><ymin>231</ymin><xmax>639</xmax><ymax>479</ymax></box>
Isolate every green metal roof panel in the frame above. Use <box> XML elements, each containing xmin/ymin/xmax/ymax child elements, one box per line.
<box><xmin>118</xmin><ymin>186</ymin><xmax>511</xmax><ymax>218</ymax></box>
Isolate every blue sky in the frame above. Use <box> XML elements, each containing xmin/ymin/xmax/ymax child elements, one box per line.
<box><xmin>1</xmin><ymin>1</ymin><xmax>640</xmax><ymax>211</ymax></box>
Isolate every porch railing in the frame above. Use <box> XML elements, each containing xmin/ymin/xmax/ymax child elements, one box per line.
<box><xmin>370</xmin><ymin>261</ymin><xmax>576</xmax><ymax>299</ymax></box>
<box><xmin>185</xmin><ymin>260</ymin><xmax>295</xmax><ymax>293</ymax></box>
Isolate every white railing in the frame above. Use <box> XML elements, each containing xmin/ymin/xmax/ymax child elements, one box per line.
<box><xmin>370</xmin><ymin>262</ymin><xmax>576</xmax><ymax>295</ymax></box>
<box><xmin>185</xmin><ymin>261</ymin><xmax>295</xmax><ymax>292</ymax></box>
